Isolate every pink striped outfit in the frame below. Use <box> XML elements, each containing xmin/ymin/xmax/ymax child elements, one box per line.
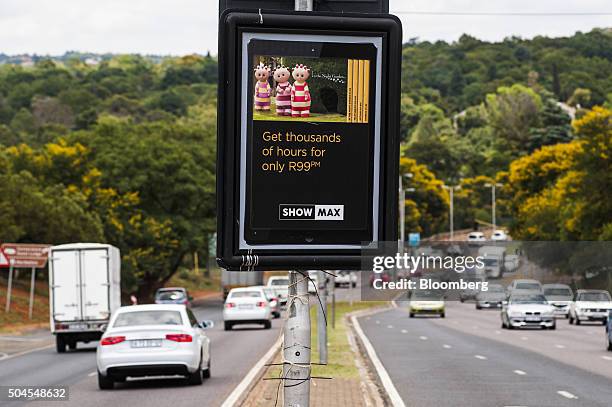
<box><xmin>291</xmin><ymin>81</ymin><xmax>311</xmax><ymax>117</ymax></box>
<box><xmin>275</xmin><ymin>82</ymin><xmax>292</xmax><ymax>115</ymax></box>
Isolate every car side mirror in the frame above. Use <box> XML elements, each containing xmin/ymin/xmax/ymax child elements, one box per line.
<box><xmin>200</xmin><ymin>320</ymin><xmax>214</xmax><ymax>329</ymax></box>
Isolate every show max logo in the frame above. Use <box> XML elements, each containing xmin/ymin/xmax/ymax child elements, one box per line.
<box><xmin>279</xmin><ymin>204</ymin><xmax>344</xmax><ymax>221</ymax></box>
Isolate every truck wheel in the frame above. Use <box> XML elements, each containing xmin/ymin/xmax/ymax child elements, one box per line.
<box><xmin>224</xmin><ymin>322</ymin><xmax>232</xmax><ymax>331</ymax></box>
<box><xmin>98</xmin><ymin>371</ymin><xmax>114</xmax><ymax>390</ymax></box>
<box><xmin>264</xmin><ymin>320</ymin><xmax>272</xmax><ymax>329</ymax></box>
<box><xmin>56</xmin><ymin>335</ymin><xmax>66</xmax><ymax>353</ymax></box>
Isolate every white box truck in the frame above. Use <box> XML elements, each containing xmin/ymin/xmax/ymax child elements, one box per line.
<box><xmin>49</xmin><ymin>243</ymin><xmax>121</xmax><ymax>353</ymax></box>
<box><xmin>477</xmin><ymin>245</ymin><xmax>507</xmax><ymax>279</ymax></box>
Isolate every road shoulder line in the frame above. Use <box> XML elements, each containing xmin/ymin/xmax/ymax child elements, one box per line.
<box><xmin>350</xmin><ymin>309</ymin><xmax>407</xmax><ymax>407</ymax></box>
<box><xmin>220</xmin><ymin>334</ymin><xmax>283</xmax><ymax>407</ymax></box>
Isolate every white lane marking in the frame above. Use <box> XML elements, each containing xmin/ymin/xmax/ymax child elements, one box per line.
<box><xmin>513</xmin><ymin>370</ymin><xmax>527</xmax><ymax>375</ymax></box>
<box><xmin>220</xmin><ymin>334</ymin><xmax>283</xmax><ymax>407</ymax></box>
<box><xmin>443</xmin><ymin>344</ymin><xmax>452</xmax><ymax>349</ymax></box>
<box><xmin>520</xmin><ymin>336</ymin><xmax>528</xmax><ymax>341</ymax></box>
<box><xmin>474</xmin><ymin>355</ymin><xmax>487</xmax><ymax>360</ymax></box>
<box><xmin>555</xmin><ymin>344</ymin><xmax>566</xmax><ymax>349</ymax></box>
<box><xmin>387</xmin><ymin>325</ymin><xmax>394</xmax><ymax>329</ymax></box>
<box><xmin>419</xmin><ymin>336</ymin><xmax>428</xmax><ymax>341</ymax></box>
<box><xmin>0</xmin><ymin>352</ymin><xmax>8</xmax><ymax>360</ymax></box>
<box><xmin>88</xmin><ymin>371</ymin><xmax>97</xmax><ymax>377</ymax></box>
<box><xmin>0</xmin><ymin>344</ymin><xmax>54</xmax><ymax>362</ymax></box>
<box><xmin>401</xmin><ymin>329</ymin><xmax>407</xmax><ymax>334</ymax></box>
<box><xmin>557</xmin><ymin>390</ymin><xmax>578</xmax><ymax>399</ymax></box>
<box><xmin>601</xmin><ymin>356</ymin><xmax>612</xmax><ymax>361</ymax></box>
<box><xmin>351</xmin><ymin>315</ymin><xmax>407</xmax><ymax>407</ymax></box>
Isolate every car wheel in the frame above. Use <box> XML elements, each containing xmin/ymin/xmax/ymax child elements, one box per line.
<box><xmin>501</xmin><ymin>321</ymin><xmax>506</xmax><ymax>329</ymax></box>
<box><xmin>203</xmin><ymin>358</ymin><xmax>211</xmax><ymax>379</ymax></box>
<box><xmin>569</xmin><ymin>316</ymin><xmax>574</xmax><ymax>324</ymax></box>
<box><xmin>550</xmin><ymin>323</ymin><xmax>556</xmax><ymax>330</ymax></box>
<box><xmin>68</xmin><ymin>342</ymin><xmax>77</xmax><ymax>350</ymax></box>
<box><xmin>476</xmin><ymin>305</ymin><xmax>481</xmax><ymax>310</ymax></box>
<box><xmin>187</xmin><ymin>356</ymin><xmax>204</xmax><ymax>385</ymax></box>
<box><xmin>56</xmin><ymin>335</ymin><xmax>66</xmax><ymax>353</ymax></box>
<box><xmin>264</xmin><ymin>320</ymin><xmax>272</xmax><ymax>329</ymax></box>
<box><xmin>440</xmin><ymin>313</ymin><xmax>445</xmax><ymax>318</ymax></box>
<box><xmin>409</xmin><ymin>313</ymin><xmax>414</xmax><ymax>318</ymax></box>
<box><xmin>603</xmin><ymin>320</ymin><xmax>607</xmax><ymax>326</ymax></box>
<box><xmin>460</xmin><ymin>298</ymin><xmax>464</xmax><ymax>303</ymax></box>
<box><xmin>575</xmin><ymin>318</ymin><xmax>581</xmax><ymax>325</ymax></box>
<box><xmin>352</xmin><ymin>282</ymin><xmax>357</xmax><ymax>288</ymax></box>
<box><xmin>608</xmin><ymin>339</ymin><xmax>612</xmax><ymax>352</ymax></box>
<box><xmin>98</xmin><ymin>371</ymin><xmax>114</xmax><ymax>390</ymax></box>
<box><xmin>224</xmin><ymin>322</ymin><xmax>232</xmax><ymax>331</ymax></box>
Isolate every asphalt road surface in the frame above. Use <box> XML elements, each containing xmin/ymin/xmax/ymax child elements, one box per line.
<box><xmin>0</xmin><ymin>297</ymin><xmax>282</xmax><ymax>407</ymax></box>
<box><xmin>359</xmin><ymin>301</ymin><xmax>612</xmax><ymax>407</ymax></box>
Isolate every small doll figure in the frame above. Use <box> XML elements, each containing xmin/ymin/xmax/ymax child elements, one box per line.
<box><xmin>273</xmin><ymin>66</ymin><xmax>292</xmax><ymax>116</ymax></box>
<box><xmin>291</xmin><ymin>64</ymin><xmax>311</xmax><ymax>118</ymax></box>
<box><xmin>254</xmin><ymin>63</ymin><xmax>271</xmax><ymax>111</ymax></box>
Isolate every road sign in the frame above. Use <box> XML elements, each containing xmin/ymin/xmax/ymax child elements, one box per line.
<box><xmin>217</xmin><ymin>10</ymin><xmax>401</xmax><ymax>270</ymax></box>
<box><xmin>1</xmin><ymin>243</ymin><xmax>50</xmax><ymax>269</ymax></box>
<box><xmin>409</xmin><ymin>233</ymin><xmax>420</xmax><ymax>247</ymax></box>
<box><xmin>0</xmin><ymin>250</ymin><xmax>8</xmax><ymax>267</ymax></box>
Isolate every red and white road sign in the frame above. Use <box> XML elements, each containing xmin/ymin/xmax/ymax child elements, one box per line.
<box><xmin>0</xmin><ymin>249</ymin><xmax>9</xmax><ymax>268</ymax></box>
<box><xmin>0</xmin><ymin>243</ymin><xmax>50</xmax><ymax>268</ymax></box>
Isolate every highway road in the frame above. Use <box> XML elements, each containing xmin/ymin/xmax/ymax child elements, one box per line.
<box><xmin>0</xmin><ymin>297</ymin><xmax>282</xmax><ymax>407</ymax></box>
<box><xmin>359</xmin><ymin>301</ymin><xmax>612</xmax><ymax>407</ymax></box>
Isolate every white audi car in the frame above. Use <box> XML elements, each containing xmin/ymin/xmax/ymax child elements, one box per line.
<box><xmin>501</xmin><ymin>293</ymin><xmax>556</xmax><ymax>330</ymax></box>
<box><xmin>96</xmin><ymin>304</ymin><xmax>212</xmax><ymax>389</ymax></box>
<box><xmin>569</xmin><ymin>289</ymin><xmax>612</xmax><ymax>326</ymax></box>
<box><xmin>223</xmin><ymin>287</ymin><xmax>272</xmax><ymax>330</ymax></box>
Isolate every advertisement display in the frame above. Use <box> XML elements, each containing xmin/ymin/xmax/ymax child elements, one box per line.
<box><xmin>217</xmin><ymin>11</ymin><xmax>402</xmax><ymax>270</ymax></box>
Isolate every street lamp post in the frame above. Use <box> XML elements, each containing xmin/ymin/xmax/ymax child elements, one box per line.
<box><xmin>443</xmin><ymin>185</ymin><xmax>461</xmax><ymax>241</ymax></box>
<box><xmin>485</xmin><ymin>183</ymin><xmax>503</xmax><ymax>231</ymax></box>
<box><xmin>399</xmin><ymin>173</ymin><xmax>415</xmax><ymax>249</ymax></box>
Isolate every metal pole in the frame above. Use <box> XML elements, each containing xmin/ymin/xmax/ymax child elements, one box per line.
<box><xmin>400</xmin><ymin>189</ymin><xmax>406</xmax><ymax>246</ymax></box>
<box><xmin>332</xmin><ymin>276</ymin><xmax>336</xmax><ymax>328</ymax></box>
<box><xmin>283</xmin><ymin>271</ymin><xmax>310</xmax><ymax>407</ymax></box>
<box><xmin>5</xmin><ymin>263</ymin><xmax>13</xmax><ymax>313</ymax></box>
<box><xmin>317</xmin><ymin>271</ymin><xmax>327</xmax><ymax>365</ymax></box>
<box><xmin>28</xmin><ymin>267</ymin><xmax>36</xmax><ymax>319</ymax></box>
<box><xmin>449</xmin><ymin>187</ymin><xmax>454</xmax><ymax>241</ymax></box>
<box><xmin>492</xmin><ymin>184</ymin><xmax>496</xmax><ymax>231</ymax></box>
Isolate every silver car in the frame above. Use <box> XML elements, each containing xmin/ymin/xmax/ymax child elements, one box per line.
<box><xmin>543</xmin><ymin>284</ymin><xmax>573</xmax><ymax>318</ymax></box>
<box><xmin>501</xmin><ymin>293</ymin><xmax>556</xmax><ymax>330</ymax></box>
<box><xmin>475</xmin><ymin>284</ymin><xmax>506</xmax><ymax>309</ymax></box>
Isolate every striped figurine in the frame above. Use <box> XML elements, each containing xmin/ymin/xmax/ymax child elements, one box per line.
<box><xmin>291</xmin><ymin>64</ymin><xmax>311</xmax><ymax>118</ymax></box>
<box><xmin>254</xmin><ymin>63</ymin><xmax>271</xmax><ymax>111</ymax></box>
<box><xmin>273</xmin><ymin>66</ymin><xmax>292</xmax><ymax>116</ymax></box>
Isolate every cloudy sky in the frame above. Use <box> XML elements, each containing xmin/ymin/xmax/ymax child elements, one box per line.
<box><xmin>0</xmin><ymin>0</ymin><xmax>610</xmax><ymax>55</ymax></box>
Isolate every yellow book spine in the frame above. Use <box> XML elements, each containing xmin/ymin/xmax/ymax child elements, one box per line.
<box><xmin>352</xmin><ymin>59</ymin><xmax>359</xmax><ymax>123</ymax></box>
<box><xmin>357</xmin><ymin>60</ymin><xmax>364</xmax><ymax>123</ymax></box>
<box><xmin>346</xmin><ymin>60</ymin><xmax>353</xmax><ymax>122</ymax></box>
<box><xmin>363</xmin><ymin>60</ymin><xmax>370</xmax><ymax>124</ymax></box>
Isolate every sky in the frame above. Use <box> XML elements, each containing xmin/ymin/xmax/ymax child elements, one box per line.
<box><xmin>0</xmin><ymin>0</ymin><xmax>610</xmax><ymax>55</ymax></box>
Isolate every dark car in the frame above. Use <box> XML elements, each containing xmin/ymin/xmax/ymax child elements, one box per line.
<box><xmin>154</xmin><ymin>287</ymin><xmax>193</xmax><ymax>307</ymax></box>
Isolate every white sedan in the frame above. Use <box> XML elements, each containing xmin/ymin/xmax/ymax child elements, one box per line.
<box><xmin>96</xmin><ymin>304</ymin><xmax>212</xmax><ymax>389</ymax></box>
<box><xmin>569</xmin><ymin>289</ymin><xmax>612</xmax><ymax>325</ymax></box>
<box><xmin>223</xmin><ymin>287</ymin><xmax>272</xmax><ymax>330</ymax></box>
<box><xmin>501</xmin><ymin>293</ymin><xmax>556</xmax><ymax>330</ymax></box>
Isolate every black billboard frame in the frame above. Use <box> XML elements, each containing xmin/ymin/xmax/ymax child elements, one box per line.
<box><xmin>217</xmin><ymin>10</ymin><xmax>401</xmax><ymax>270</ymax></box>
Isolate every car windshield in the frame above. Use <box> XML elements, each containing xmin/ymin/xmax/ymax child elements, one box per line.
<box><xmin>412</xmin><ymin>290</ymin><xmax>443</xmax><ymax>300</ymax></box>
<box><xmin>156</xmin><ymin>290</ymin><xmax>185</xmax><ymax>301</ymax></box>
<box><xmin>113</xmin><ymin>310</ymin><xmax>183</xmax><ymax>327</ymax></box>
<box><xmin>515</xmin><ymin>283</ymin><xmax>540</xmax><ymax>290</ymax></box>
<box><xmin>544</xmin><ymin>288</ymin><xmax>572</xmax><ymax>297</ymax></box>
<box><xmin>488</xmin><ymin>285</ymin><xmax>505</xmax><ymax>293</ymax></box>
<box><xmin>510</xmin><ymin>294</ymin><xmax>547</xmax><ymax>304</ymax></box>
<box><xmin>230</xmin><ymin>291</ymin><xmax>262</xmax><ymax>298</ymax></box>
<box><xmin>270</xmin><ymin>279</ymin><xmax>289</xmax><ymax>286</ymax></box>
<box><xmin>578</xmin><ymin>292</ymin><xmax>611</xmax><ymax>302</ymax></box>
